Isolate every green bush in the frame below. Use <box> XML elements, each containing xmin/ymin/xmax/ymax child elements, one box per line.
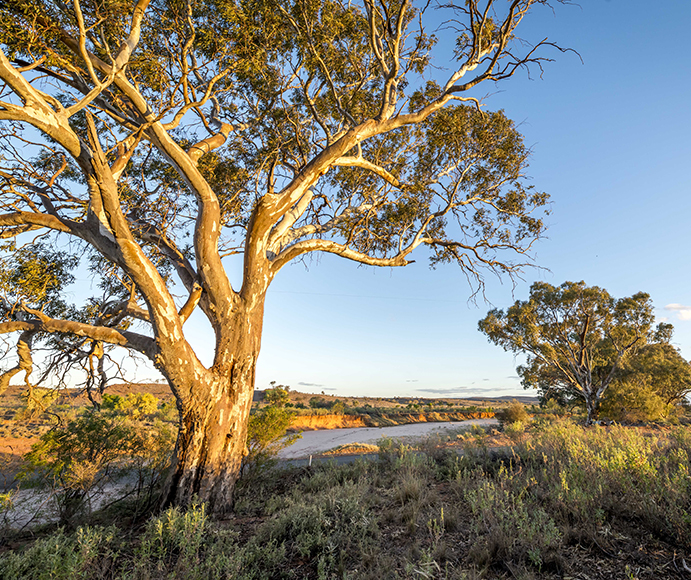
<box><xmin>504</xmin><ymin>419</ymin><xmax>526</xmax><ymax>442</ymax></box>
<box><xmin>242</xmin><ymin>406</ymin><xmax>300</xmax><ymax>475</ymax></box>
<box><xmin>599</xmin><ymin>377</ymin><xmax>670</xmax><ymax>423</ymax></box>
<box><xmin>15</xmin><ymin>387</ymin><xmax>59</xmax><ymax>421</ymax></box>
<box><xmin>308</xmin><ymin>396</ymin><xmax>328</xmax><ymax>409</ymax></box>
<box><xmin>0</xmin><ymin>526</ymin><xmax>118</xmax><ymax>580</ymax></box>
<box><xmin>101</xmin><ymin>392</ymin><xmax>159</xmax><ymax>419</ymax></box>
<box><xmin>132</xmin><ymin>501</ymin><xmax>239</xmax><ymax>579</ymax></box>
<box><xmin>465</xmin><ymin>477</ymin><xmax>561</xmax><ymax>571</ymax></box>
<box><xmin>253</xmin><ymin>480</ymin><xmax>378</xmax><ymax>578</ymax></box>
<box><xmin>497</xmin><ymin>400</ymin><xmax>529</xmax><ymax>426</ymax></box>
<box><xmin>19</xmin><ymin>410</ymin><xmax>174</xmax><ymax>525</ymax></box>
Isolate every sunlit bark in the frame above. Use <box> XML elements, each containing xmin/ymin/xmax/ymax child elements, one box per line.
<box><xmin>0</xmin><ymin>0</ymin><xmax>561</xmax><ymax>513</ymax></box>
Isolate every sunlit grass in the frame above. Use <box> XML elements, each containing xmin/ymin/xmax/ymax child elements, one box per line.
<box><xmin>2</xmin><ymin>419</ymin><xmax>690</xmax><ymax>579</ymax></box>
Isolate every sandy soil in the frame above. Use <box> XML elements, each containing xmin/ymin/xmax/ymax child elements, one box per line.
<box><xmin>0</xmin><ymin>438</ymin><xmax>36</xmax><ymax>491</ymax></box>
<box><xmin>278</xmin><ymin>418</ymin><xmax>498</xmax><ymax>459</ymax></box>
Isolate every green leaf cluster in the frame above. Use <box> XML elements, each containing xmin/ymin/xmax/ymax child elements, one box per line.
<box><xmin>0</xmin><ymin>242</ymin><xmax>77</xmax><ymax>317</ymax></box>
<box><xmin>243</xmin><ymin>405</ymin><xmax>300</xmax><ymax>473</ymax></box>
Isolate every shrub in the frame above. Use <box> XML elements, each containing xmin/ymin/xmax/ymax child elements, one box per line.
<box><xmin>498</xmin><ymin>400</ymin><xmax>529</xmax><ymax>426</ymax></box>
<box><xmin>465</xmin><ymin>477</ymin><xmax>562</xmax><ymax>571</ymax></box>
<box><xmin>155</xmin><ymin>400</ymin><xmax>179</xmax><ymax>423</ymax></box>
<box><xmin>599</xmin><ymin>377</ymin><xmax>670</xmax><ymax>423</ymax></box>
<box><xmin>15</xmin><ymin>387</ymin><xmax>59</xmax><ymax>421</ymax></box>
<box><xmin>19</xmin><ymin>410</ymin><xmax>173</xmax><ymax>525</ymax></box>
<box><xmin>541</xmin><ymin>398</ymin><xmax>568</xmax><ymax>416</ymax></box>
<box><xmin>252</xmin><ymin>480</ymin><xmax>378</xmax><ymax>578</ymax></box>
<box><xmin>101</xmin><ymin>392</ymin><xmax>159</xmax><ymax>419</ymax></box>
<box><xmin>308</xmin><ymin>396</ymin><xmax>328</xmax><ymax>409</ymax></box>
<box><xmin>504</xmin><ymin>419</ymin><xmax>526</xmax><ymax>442</ymax></box>
<box><xmin>0</xmin><ymin>525</ymin><xmax>118</xmax><ymax>580</ymax></box>
<box><xmin>133</xmin><ymin>501</ymin><xmax>240</xmax><ymax>578</ymax></box>
<box><xmin>243</xmin><ymin>406</ymin><xmax>300</xmax><ymax>475</ymax></box>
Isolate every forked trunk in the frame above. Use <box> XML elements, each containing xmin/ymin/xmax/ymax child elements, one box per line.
<box><xmin>161</xmin><ymin>294</ymin><xmax>265</xmax><ymax>516</ymax></box>
<box><xmin>161</xmin><ymin>359</ymin><xmax>256</xmax><ymax>515</ymax></box>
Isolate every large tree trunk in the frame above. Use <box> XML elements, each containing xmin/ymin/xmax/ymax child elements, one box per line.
<box><xmin>160</xmin><ymin>302</ymin><xmax>264</xmax><ymax>516</ymax></box>
<box><xmin>584</xmin><ymin>394</ymin><xmax>600</xmax><ymax>426</ymax></box>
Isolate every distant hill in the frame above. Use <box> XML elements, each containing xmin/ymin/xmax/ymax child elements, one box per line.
<box><xmin>2</xmin><ymin>382</ymin><xmax>537</xmax><ymax>408</ymax></box>
<box><xmin>253</xmin><ymin>388</ymin><xmax>538</xmax><ymax>407</ymax></box>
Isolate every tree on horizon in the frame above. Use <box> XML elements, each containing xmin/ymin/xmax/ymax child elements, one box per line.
<box><xmin>479</xmin><ymin>281</ymin><xmax>667</xmax><ymax>424</ymax></box>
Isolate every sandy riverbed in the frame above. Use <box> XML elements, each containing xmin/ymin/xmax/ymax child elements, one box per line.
<box><xmin>278</xmin><ymin>418</ymin><xmax>497</xmax><ymax>459</ymax></box>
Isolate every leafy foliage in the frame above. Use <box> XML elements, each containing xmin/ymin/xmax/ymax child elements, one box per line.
<box><xmin>599</xmin><ymin>377</ymin><xmax>669</xmax><ymax>423</ymax></box>
<box><xmin>101</xmin><ymin>392</ymin><xmax>159</xmax><ymax>418</ymax></box>
<box><xmin>0</xmin><ymin>242</ymin><xmax>77</xmax><ymax>316</ymax></box>
<box><xmin>262</xmin><ymin>383</ymin><xmax>290</xmax><ymax>407</ymax></box>
<box><xmin>479</xmin><ymin>281</ymin><xmax>661</xmax><ymax>423</ymax></box>
<box><xmin>497</xmin><ymin>399</ymin><xmax>529</xmax><ymax>426</ymax></box>
<box><xmin>20</xmin><ymin>407</ymin><xmax>174</xmax><ymax>525</ymax></box>
<box><xmin>600</xmin><ymin>341</ymin><xmax>691</xmax><ymax>422</ymax></box>
<box><xmin>15</xmin><ymin>387</ymin><xmax>60</xmax><ymax>420</ymax></box>
<box><xmin>242</xmin><ymin>405</ymin><xmax>300</xmax><ymax>474</ymax></box>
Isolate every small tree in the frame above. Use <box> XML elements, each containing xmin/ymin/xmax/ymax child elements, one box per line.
<box><xmin>243</xmin><ymin>405</ymin><xmax>300</xmax><ymax>475</ymax></box>
<box><xmin>622</xmin><ymin>341</ymin><xmax>691</xmax><ymax>407</ymax></box>
<box><xmin>20</xmin><ymin>409</ymin><xmax>174</xmax><ymax>524</ymax></box>
<box><xmin>479</xmin><ymin>281</ymin><xmax>659</xmax><ymax>424</ymax></box>
<box><xmin>263</xmin><ymin>384</ymin><xmax>290</xmax><ymax>407</ymax></box>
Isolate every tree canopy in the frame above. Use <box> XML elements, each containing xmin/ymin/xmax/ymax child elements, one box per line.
<box><xmin>0</xmin><ymin>0</ymin><xmax>564</xmax><ymax>513</ymax></box>
<box><xmin>478</xmin><ymin>281</ymin><xmax>667</xmax><ymax>424</ymax></box>
<box><xmin>600</xmin><ymin>340</ymin><xmax>691</xmax><ymax>422</ymax></box>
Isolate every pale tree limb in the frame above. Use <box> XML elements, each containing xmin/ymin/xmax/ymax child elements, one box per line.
<box><xmin>332</xmin><ymin>156</ymin><xmax>401</xmax><ymax>187</ymax></box>
<box><xmin>0</xmin><ymin>310</ymin><xmax>155</xmax><ymax>358</ymax></box>
<box><xmin>270</xmin><ymin>236</ymin><xmax>420</xmax><ymax>274</ymax></box>
<box><xmin>0</xmin><ymin>330</ymin><xmax>36</xmax><ymax>396</ymax></box>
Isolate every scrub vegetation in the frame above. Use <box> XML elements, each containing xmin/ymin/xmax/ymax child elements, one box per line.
<box><xmin>2</xmin><ymin>417</ymin><xmax>691</xmax><ymax>579</ymax></box>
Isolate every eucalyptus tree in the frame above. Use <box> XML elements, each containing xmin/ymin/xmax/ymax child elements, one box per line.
<box><xmin>479</xmin><ymin>281</ymin><xmax>660</xmax><ymax>424</ymax></box>
<box><xmin>0</xmin><ymin>0</ymin><xmax>562</xmax><ymax>514</ymax></box>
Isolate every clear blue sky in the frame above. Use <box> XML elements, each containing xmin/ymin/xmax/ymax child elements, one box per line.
<box><xmin>144</xmin><ymin>1</ymin><xmax>691</xmax><ymax>398</ymax></box>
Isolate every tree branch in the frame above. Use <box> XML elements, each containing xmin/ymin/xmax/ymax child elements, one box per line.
<box><xmin>0</xmin><ymin>313</ymin><xmax>155</xmax><ymax>358</ymax></box>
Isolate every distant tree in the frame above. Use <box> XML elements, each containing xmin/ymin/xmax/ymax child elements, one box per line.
<box><xmin>309</xmin><ymin>396</ymin><xmax>327</xmax><ymax>409</ymax></box>
<box><xmin>263</xmin><ymin>384</ymin><xmax>290</xmax><ymax>407</ymax></box>
<box><xmin>101</xmin><ymin>392</ymin><xmax>160</xmax><ymax>418</ymax></box>
<box><xmin>479</xmin><ymin>281</ymin><xmax>660</xmax><ymax>424</ymax></box>
<box><xmin>600</xmin><ymin>339</ymin><xmax>691</xmax><ymax>422</ymax></box>
<box><xmin>0</xmin><ymin>0</ymin><xmax>564</xmax><ymax>514</ymax></box>
<box><xmin>622</xmin><ymin>340</ymin><xmax>691</xmax><ymax>407</ymax></box>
